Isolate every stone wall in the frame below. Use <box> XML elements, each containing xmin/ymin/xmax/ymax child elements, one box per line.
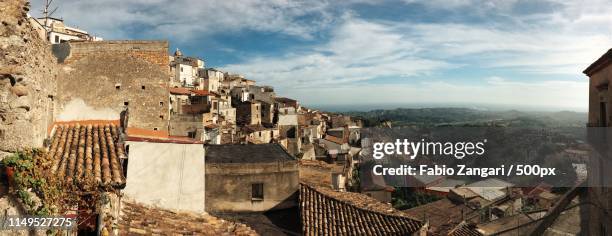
<box><xmin>55</xmin><ymin>40</ymin><xmax>170</xmax><ymax>73</ymax></box>
<box><xmin>57</xmin><ymin>51</ymin><xmax>170</xmax><ymax>130</ymax></box>
<box><xmin>0</xmin><ymin>0</ymin><xmax>59</xmax><ymax>157</ymax></box>
<box><xmin>205</xmin><ymin>161</ymin><xmax>299</xmax><ymax>213</ymax></box>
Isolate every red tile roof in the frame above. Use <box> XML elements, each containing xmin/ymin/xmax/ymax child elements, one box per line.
<box><xmin>190</xmin><ymin>89</ymin><xmax>211</xmax><ymax>96</ymax></box>
<box><xmin>169</xmin><ymin>87</ymin><xmax>191</xmax><ymax>95</ymax></box>
<box><xmin>48</xmin><ymin>121</ymin><xmax>126</xmax><ymax>190</ymax></box>
<box><xmin>126</xmin><ymin>127</ymin><xmax>202</xmax><ymax>144</ymax></box>
<box><xmin>168</xmin><ymin>87</ymin><xmax>212</xmax><ymax>97</ymax></box>
<box><xmin>126</xmin><ymin>127</ymin><xmax>169</xmax><ymax>139</ymax></box>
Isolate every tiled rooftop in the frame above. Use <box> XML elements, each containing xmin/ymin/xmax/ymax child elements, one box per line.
<box><xmin>119</xmin><ymin>200</ymin><xmax>258</xmax><ymax>235</ymax></box>
<box><xmin>48</xmin><ymin>121</ymin><xmax>126</xmax><ymax>190</ymax></box>
<box><xmin>448</xmin><ymin>221</ymin><xmax>484</xmax><ymax>236</ymax></box>
<box><xmin>300</xmin><ymin>183</ymin><xmax>424</xmax><ymax>235</ymax></box>
<box><xmin>403</xmin><ymin>198</ymin><xmax>477</xmax><ymax>235</ymax></box>
<box><xmin>205</xmin><ymin>144</ymin><xmax>295</xmax><ymax>164</ymax></box>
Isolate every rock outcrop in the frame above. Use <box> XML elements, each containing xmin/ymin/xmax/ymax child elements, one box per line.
<box><xmin>0</xmin><ymin>0</ymin><xmax>58</xmax><ymax>156</ymax></box>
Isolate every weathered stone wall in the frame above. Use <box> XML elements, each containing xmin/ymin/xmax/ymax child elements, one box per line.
<box><xmin>205</xmin><ymin>161</ymin><xmax>299</xmax><ymax>213</ymax></box>
<box><xmin>57</xmin><ymin>52</ymin><xmax>170</xmax><ymax>131</ymax></box>
<box><xmin>55</xmin><ymin>40</ymin><xmax>170</xmax><ymax>73</ymax></box>
<box><xmin>0</xmin><ymin>0</ymin><xmax>59</xmax><ymax>157</ymax></box>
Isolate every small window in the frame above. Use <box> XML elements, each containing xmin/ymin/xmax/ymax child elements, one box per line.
<box><xmin>124</xmin><ymin>101</ymin><xmax>129</xmax><ymax>106</ymax></box>
<box><xmin>180</xmin><ymin>67</ymin><xmax>183</xmax><ymax>72</ymax></box>
<box><xmin>160</xmin><ymin>115</ymin><xmax>164</xmax><ymax>119</ymax></box>
<box><xmin>160</xmin><ymin>101</ymin><xmax>164</xmax><ymax>106</ymax></box>
<box><xmin>252</xmin><ymin>183</ymin><xmax>264</xmax><ymax>200</ymax></box>
<box><xmin>121</xmin><ymin>158</ymin><xmax>129</xmax><ymax>178</ymax></box>
<box><xmin>115</xmin><ymin>84</ymin><xmax>121</xmax><ymax>90</ymax></box>
<box><xmin>54</xmin><ymin>35</ymin><xmax>59</xmax><ymax>43</ymax></box>
<box><xmin>153</xmin><ymin>128</ymin><xmax>158</xmax><ymax>131</ymax></box>
<box><xmin>141</xmin><ymin>85</ymin><xmax>146</xmax><ymax>90</ymax></box>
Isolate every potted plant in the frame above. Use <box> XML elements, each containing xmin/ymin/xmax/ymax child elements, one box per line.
<box><xmin>2</xmin><ymin>152</ymin><xmax>21</xmax><ymax>188</ymax></box>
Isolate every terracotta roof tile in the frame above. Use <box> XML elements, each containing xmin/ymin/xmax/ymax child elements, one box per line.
<box><xmin>300</xmin><ymin>183</ymin><xmax>424</xmax><ymax>235</ymax></box>
<box><xmin>190</xmin><ymin>89</ymin><xmax>211</xmax><ymax>96</ymax></box>
<box><xmin>448</xmin><ymin>221</ymin><xmax>484</xmax><ymax>236</ymax></box>
<box><xmin>169</xmin><ymin>87</ymin><xmax>191</xmax><ymax>95</ymax></box>
<box><xmin>48</xmin><ymin>121</ymin><xmax>126</xmax><ymax>190</ymax></box>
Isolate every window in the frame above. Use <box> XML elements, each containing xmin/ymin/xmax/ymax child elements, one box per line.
<box><xmin>153</xmin><ymin>128</ymin><xmax>158</xmax><ymax>131</ymax></box>
<box><xmin>141</xmin><ymin>85</ymin><xmax>146</xmax><ymax>90</ymax></box>
<box><xmin>251</xmin><ymin>183</ymin><xmax>264</xmax><ymax>200</ymax></box>
<box><xmin>121</xmin><ymin>158</ymin><xmax>128</xmax><ymax>178</ymax></box>
<box><xmin>54</xmin><ymin>35</ymin><xmax>59</xmax><ymax>43</ymax></box>
<box><xmin>180</xmin><ymin>66</ymin><xmax>183</xmax><ymax>72</ymax></box>
<box><xmin>160</xmin><ymin>115</ymin><xmax>164</xmax><ymax>119</ymax></box>
<box><xmin>124</xmin><ymin>101</ymin><xmax>129</xmax><ymax>106</ymax></box>
<box><xmin>115</xmin><ymin>84</ymin><xmax>121</xmax><ymax>90</ymax></box>
<box><xmin>160</xmin><ymin>101</ymin><xmax>164</xmax><ymax>106</ymax></box>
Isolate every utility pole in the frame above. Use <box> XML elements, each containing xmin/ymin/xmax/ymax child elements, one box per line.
<box><xmin>42</xmin><ymin>0</ymin><xmax>58</xmax><ymax>29</ymax></box>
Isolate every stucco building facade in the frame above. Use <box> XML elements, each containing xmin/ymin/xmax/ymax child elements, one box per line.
<box><xmin>205</xmin><ymin>144</ymin><xmax>298</xmax><ymax>213</ymax></box>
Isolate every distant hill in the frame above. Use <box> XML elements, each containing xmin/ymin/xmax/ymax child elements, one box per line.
<box><xmin>342</xmin><ymin>108</ymin><xmax>587</xmax><ymax>127</ymax></box>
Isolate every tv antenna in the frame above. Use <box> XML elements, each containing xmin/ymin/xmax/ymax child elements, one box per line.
<box><xmin>41</xmin><ymin>0</ymin><xmax>59</xmax><ymax>27</ymax></box>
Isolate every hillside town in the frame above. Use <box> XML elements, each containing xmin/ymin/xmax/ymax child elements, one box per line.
<box><xmin>0</xmin><ymin>0</ymin><xmax>611</xmax><ymax>235</ymax></box>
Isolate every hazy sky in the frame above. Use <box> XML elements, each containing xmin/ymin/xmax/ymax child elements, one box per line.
<box><xmin>32</xmin><ymin>0</ymin><xmax>612</xmax><ymax>111</ymax></box>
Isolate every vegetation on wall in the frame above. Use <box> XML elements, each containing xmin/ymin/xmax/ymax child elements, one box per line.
<box><xmin>2</xmin><ymin>149</ymin><xmax>103</xmax><ymax>218</ymax></box>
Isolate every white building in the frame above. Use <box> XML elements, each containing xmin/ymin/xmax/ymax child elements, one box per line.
<box><xmin>28</xmin><ymin>16</ymin><xmax>102</xmax><ymax>44</ymax></box>
<box><xmin>201</xmin><ymin>68</ymin><xmax>224</xmax><ymax>93</ymax></box>
<box><xmin>170</xmin><ymin>49</ymin><xmax>204</xmax><ymax>88</ymax></box>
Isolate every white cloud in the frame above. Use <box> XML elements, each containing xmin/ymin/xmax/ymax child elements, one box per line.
<box><xmin>221</xmin><ymin>0</ymin><xmax>609</xmax><ymax>111</ymax></box>
<box><xmin>222</xmin><ymin>19</ymin><xmax>453</xmax><ymax>88</ymax></box>
<box><xmin>34</xmin><ymin>0</ymin><xmax>610</xmax><ymax>110</ymax></box>
<box><xmin>30</xmin><ymin>0</ymin><xmax>334</xmax><ymax>40</ymax></box>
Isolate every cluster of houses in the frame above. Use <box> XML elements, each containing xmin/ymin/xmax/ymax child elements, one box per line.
<box><xmin>11</xmin><ymin>13</ymin><xmax>381</xmax><ymax>235</ymax></box>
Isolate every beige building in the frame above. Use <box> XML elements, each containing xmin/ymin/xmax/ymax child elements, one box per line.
<box><xmin>236</xmin><ymin>101</ymin><xmax>262</xmax><ymax>125</ymax></box>
<box><xmin>205</xmin><ymin>144</ymin><xmax>298</xmax><ymax>213</ymax></box>
<box><xmin>583</xmin><ymin>48</ymin><xmax>612</xmax><ymax>235</ymax></box>
<box><xmin>243</xmin><ymin>125</ymin><xmax>279</xmax><ymax>144</ymax></box>
<box><xmin>54</xmin><ymin>40</ymin><xmax>170</xmax><ymax>132</ymax></box>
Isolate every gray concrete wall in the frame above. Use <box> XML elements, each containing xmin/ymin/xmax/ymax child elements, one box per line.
<box><xmin>124</xmin><ymin>141</ymin><xmax>205</xmax><ymax>213</ymax></box>
<box><xmin>205</xmin><ymin>161</ymin><xmax>298</xmax><ymax>212</ymax></box>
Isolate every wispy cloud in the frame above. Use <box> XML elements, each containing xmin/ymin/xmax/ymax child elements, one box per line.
<box><xmin>31</xmin><ymin>0</ymin><xmax>334</xmax><ymax>40</ymax></box>
<box><xmin>223</xmin><ymin>18</ymin><xmax>453</xmax><ymax>88</ymax></box>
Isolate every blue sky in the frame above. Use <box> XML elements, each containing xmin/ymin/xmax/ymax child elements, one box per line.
<box><xmin>32</xmin><ymin>0</ymin><xmax>612</xmax><ymax>111</ymax></box>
